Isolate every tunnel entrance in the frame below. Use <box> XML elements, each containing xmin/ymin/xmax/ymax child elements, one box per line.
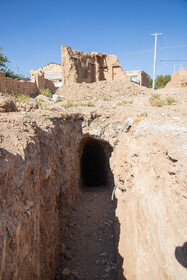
<box><xmin>80</xmin><ymin>137</ymin><xmax>113</xmax><ymax>187</ymax></box>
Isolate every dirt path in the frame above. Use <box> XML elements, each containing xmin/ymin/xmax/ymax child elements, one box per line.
<box><xmin>55</xmin><ymin>186</ymin><xmax>118</xmax><ymax>280</ymax></box>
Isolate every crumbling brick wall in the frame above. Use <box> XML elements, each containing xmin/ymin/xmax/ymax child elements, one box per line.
<box><xmin>61</xmin><ymin>46</ymin><xmax>127</xmax><ymax>85</ymax></box>
<box><xmin>0</xmin><ymin>72</ymin><xmax>37</xmax><ymax>96</ymax></box>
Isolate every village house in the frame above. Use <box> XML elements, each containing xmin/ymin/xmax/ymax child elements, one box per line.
<box><xmin>30</xmin><ymin>63</ymin><xmax>63</xmax><ymax>88</ymax></box>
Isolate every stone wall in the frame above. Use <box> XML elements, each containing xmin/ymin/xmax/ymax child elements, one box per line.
<box><xmin>0</xmin><ymin>72</ymin><xmax>37</xmax><ymax>96</ymax></box>
<box><xmin>61</xmin><ymin>46</ymin><xmax>127</xmax><ymax>85</ymax></box>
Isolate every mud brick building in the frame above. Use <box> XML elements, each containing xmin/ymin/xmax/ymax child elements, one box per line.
<box><xmin>125</xmin><ymin>70</ymin><xmax>150</xmax><ymax>88</ymax></box>
<box><xmin>61</xmin><ymin>46</ymin><xmax>127</xmax><ymax>85</ymax></box>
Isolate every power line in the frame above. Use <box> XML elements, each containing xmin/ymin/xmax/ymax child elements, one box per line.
<box><xmin>159</xmin><ymin>59</ymin><xmax>187</xmax><ymax>61</ymax></box>
<box><xmin>159</xmin><ymin>59</ymin><xmax>187</xmax><ymax>72</ymax></box>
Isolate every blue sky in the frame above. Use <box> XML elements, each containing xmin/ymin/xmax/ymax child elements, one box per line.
<box><xmin>1</xmin><ymin>0</ymin><xmax>187</xmax><ymax>78</ymax></box>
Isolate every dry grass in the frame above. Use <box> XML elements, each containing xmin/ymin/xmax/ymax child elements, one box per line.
<box><xmin>103</xmin><ymin>97</ymin><xmax>111</xmax><ymax>101</ymax></box>
<box><xmin>116</xmin><ymin>100</ymin><xmax>133</xmax><ymax>106</ymax></box>
<box><xmin>39</xmin><ymin>88</ymin><xmax>52</xmax><ymax>98</ymax></box>
<box><xmin>166</xmin><ymin>97</ymin><xmax>175</xmax><ymax>105</ymax></box>
<box><xmin>80</xmin><ymin>101</ymin><xmax>94</xmax><ymax>107</ymax></box>
<box><xmin>61</xmin><ymin>100</ymin><xmax>74</xmax><ymax>108</ymax></box>
<box><xmin>11</xmin><ymin>93</ymin><xmax>31</xmax><ymax>103</ymax></box>
<box><xmin>149</xmin><ymin>94</ymin><xmax>175</xmax><ymax>107</ymax></box>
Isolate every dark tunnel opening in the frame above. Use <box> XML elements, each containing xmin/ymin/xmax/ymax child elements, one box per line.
<box><xmin>80</xmin><ymin>137</ymin><xmax>113</xmax><ymax>188</ymax></box>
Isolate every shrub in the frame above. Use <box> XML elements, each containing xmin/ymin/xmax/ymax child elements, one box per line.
<box><xmin>149</xmin><ymin>94</ymin><xmax>175</xmax><ymax>107</ymax></box>
<box><xmin>166</xmin><ymin>97</ymin><xmax>175</xmax><ymax>105</ymax></box>
<box><xmin>149</xmin><ymin>94</ymin><xmax>164</xmax><ymax>107</ymax></box>
<box><xmin>39</xmin><ymin>88</ymin><xmax>52</xmax><ymax>98</ymax></box>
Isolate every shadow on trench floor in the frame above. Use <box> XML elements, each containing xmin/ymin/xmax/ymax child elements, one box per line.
<box><xmin>55</xmin><ymin>185</ymin><xmax>125</xmax><ymax>280</ymax></box>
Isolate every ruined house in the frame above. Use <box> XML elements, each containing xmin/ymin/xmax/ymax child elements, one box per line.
<box><xmin>125</xmin><ymin>70</ymin><xmax>150</xmax><ymax>88</ymax></box>
<box><xmin>61</xmin><ymin>46</ymin><xmax>127</xmax><ymax>85</ymax></box>
<box><xmin>30</xmin><ymin>63</ymin><xmax>63</xmax><ymax>88</ymax></box>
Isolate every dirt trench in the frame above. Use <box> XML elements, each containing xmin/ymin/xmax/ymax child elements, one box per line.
<box><xmin>0</xmin><ymin>113</ymin><xmax>125</xmax><ymax>280</ymax></box>
<box><xmin>1</xmin><ymin>108</ymin><xmax>186</xmax><ymax>280</ymax></box>
<box><xmin>55</xmin><ymin>136</ymin><xmax>124</xmax><ymax>280</ymax></box>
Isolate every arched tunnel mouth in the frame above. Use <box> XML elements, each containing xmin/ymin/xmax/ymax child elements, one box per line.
<box><xmin>80</xmin><ymin>136</ymin><xmax>113</xmax><ymax>188</ymax></box>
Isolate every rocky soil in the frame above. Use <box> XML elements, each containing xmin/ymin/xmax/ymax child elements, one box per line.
<box><xmin>56</xmin><ymin>78</ymin><xmax>150</xmax><ymax>101</ymax></box>
<box><xmin>55</xmin><ymin>187</ymin><xmax>118</xmax><ymax>280</ymax></box>
<box><xmin>0</xmin><ymin>79</ymin><xmax>187</xmax><ymax>280</ymax></box>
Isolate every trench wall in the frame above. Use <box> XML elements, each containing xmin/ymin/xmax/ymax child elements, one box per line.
<box><xmin>0</xmin><ymin>114</ymin><xmax>83</xmax><ymax>280</ymax></box>
<box><xmin>110</xmin><ymin>133</ymin><xmax>187</xmax><ymax>280</ymax></box>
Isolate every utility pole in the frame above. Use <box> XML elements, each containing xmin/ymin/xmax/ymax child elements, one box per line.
<box><xmin>151</xmin><ymin>32</ymin><xmax>162</xmax><ymax>90</ymax></box>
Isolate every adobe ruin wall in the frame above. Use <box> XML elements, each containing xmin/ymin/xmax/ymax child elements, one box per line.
<box><xmin>30</xmin><ymin>63</ymin><xmax>62</xmax><ymax>88</ymax></box>
<box><xmin>0</xmin><ymin>71</ymin><xmax>57</xmax><ymax>96</ymax></box>
<box><xmin>0</xmin><ymin>72</ymin><xmax>37</xmax><ymax>96</ymax></box>
<box><xmin>30</xmin><ymin>71</ymin><xmax>57</xmax><ymax>92</ymax></box>
<box><xmin>61</xmin><ymin>46</ymin><xmax>128</xmax><ymax>85</ymax></box>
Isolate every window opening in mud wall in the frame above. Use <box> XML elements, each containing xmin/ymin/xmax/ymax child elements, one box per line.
<box><xmin>80</xmin><ymin>138</ymin><xmax>112</xmax><ymax>187</ymax></box>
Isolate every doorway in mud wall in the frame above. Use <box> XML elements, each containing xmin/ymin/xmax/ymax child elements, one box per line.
<box><xmin>79</xmin><ymin>136</ymin><xmax>113</xmax><ymax>188</ymax></box>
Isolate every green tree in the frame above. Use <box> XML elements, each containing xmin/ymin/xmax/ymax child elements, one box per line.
<box><xmin>0</xmin><ymin>46</ymin><xmax>24</xmax><ymax>80</ymax></box>
<box><xmin>149</xmin><ymin>74</ymin><xmax>171</xmax><ymax>89</ymax></box>
<box><xmin>149</xmin><ymin>78</ymin><xmax>153</xmax><ymax>88</ymax></box>
<box><xmin>0</xmin><ymin>47</ymin><xmax>9</xmax><ymax>70</ymax></box>
<box><xmin>155</xmin><ymin>74</ymin><xmax>171</xmax><ymax>88</ymax></box>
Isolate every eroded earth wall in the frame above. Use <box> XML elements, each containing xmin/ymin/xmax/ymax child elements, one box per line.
<box><xmin>79</xmin><ymin>109</ymin><xmax>187</xmax><ymax>280</ymax></box>
<box><xmin>111</xmin><ymin>125</ymin><xmax>187</xmax><ymax>280</ymax></box>
<box><xmin>0</xmin><ymin>71</ymin><xmax>57</xmax><ymax>96</ymax></box>
<box><xmin>0</xmin><ymin>112</ymin><xmax>83</xmax><ymax>279</ymax></box>
<box><xmin>61</xmin><ymin>46</ymin><xmax>127</xmax><ymax>85</ymax></box>
<box><xmin>0</xmin><ymin>72</ymin><xmax>37</xmax><ymax>96</ymax></box>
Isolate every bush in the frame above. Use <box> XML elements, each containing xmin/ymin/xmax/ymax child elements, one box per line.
<box><xmin>149</xmin><ymin>94</ymin><xmax>164</xmax><ymax>107</ymax></box>
<box><xmin>149</xmin><ymin>94</ymin><xmax>175</xmax><ymax>107</ymax></box>
<box><xmin>39</xmin><ymin>88</ymin><xmax>52</xmax><ymax>98</ymax></box>
<box><xmin>166</xmin><ymin>97</ymin><xmax>175</xmax><ymax>105</ymax></box>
